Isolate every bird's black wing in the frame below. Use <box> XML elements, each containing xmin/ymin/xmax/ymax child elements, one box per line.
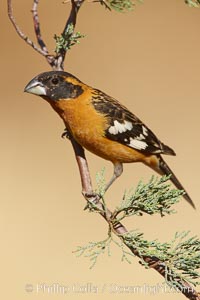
<box><xmin>92</xmin><ymin>89</ymin><xmax>175</xmax><ymax>156</ymax></box>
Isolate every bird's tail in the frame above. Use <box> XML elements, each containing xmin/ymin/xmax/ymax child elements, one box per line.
<box><xmin>155</xmin><ymin>156</ymin><xmax>195</xmax><ymax>208</ymax></box>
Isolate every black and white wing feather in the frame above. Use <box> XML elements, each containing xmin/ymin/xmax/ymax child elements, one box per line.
<box><xmin>92</xmin><ymin>90</ymin><xmax>175</xmax><ymax>156</ymax></box>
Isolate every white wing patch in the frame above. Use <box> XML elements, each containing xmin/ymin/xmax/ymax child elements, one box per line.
<box><xmin>108</xmin><ymin>120</ymin><xmax>133</xmax><ymax>135</ymax></box>
<box><xmin>137</xmin><ymin>133</ymin><xmax>145</xmax><ymax>140</ymax></box>
<box><xmin>108</xmin><ymin>120</ymin><xmax>150</xmax><ymax>151</ymax></box>
<box><xmin>142</xmin><ymin>125</ymin><xmax>148</xmax><ymax>136</ymax></box>
<box><xmin>129</xmin><ymin>137</ymin><xmax>148</xmax><ymax>150</ymax></box>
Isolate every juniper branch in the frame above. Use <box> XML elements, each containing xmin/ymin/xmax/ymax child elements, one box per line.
<box><xmin>70</xmin><ymin>147</ymin><xmax>200</xmax><ymax>299</ymax></box>
<box><xmin>76</xmin><ymin>175</ymin><xmax>200</xmax><ymax>297</ymax></box>
<box><xmin>75</xmin><ymin>229</ymin><xmax>200</xmax><ymax>289</ymax></box>
<box><xmin>185</xmin><ymin>0</ymin><xmax>200</xmax><ymax>7</ymax></box>
<box><xmin>112</xmin><ymin>175</ymin><xmax>183</xmax><ymax>222</ymax></box>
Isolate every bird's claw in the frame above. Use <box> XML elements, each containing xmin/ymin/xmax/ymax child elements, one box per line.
<box><xmin>82</xmin><ymin>191</ymin><xmax>100</xmax><ymax>210</ymax></box>
<box><xmin>61</xmin><ymin>128</ymin><xmax>71</xmax><ymax>139</ymax></box>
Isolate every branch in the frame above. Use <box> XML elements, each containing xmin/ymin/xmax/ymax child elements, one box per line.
<box><xmin>67</xmin><ymin>133</ymin><xmax>93</xmax><ymax>195</ymax></box>
<box><xmin>8</xmin><ymin>0</ymin><xmax>47</xmax><ymax>57</ymax></box>
<box><xmin>71</xmin><ymin>142</ymin><xmax>200</xmax><ymax>299</ymax></box>
<box><xmin>31</xmin><ymin>0</ymin><xmax>48</xmax><ymax>53</ymax></box>
<box><xmin>7</xmin><ymin>0</ymin><xmax>85</xmax><ymax>70</ymax></box>
<box><xmin>69</xmin><ymin>135</ymin><xmax>200</xmax><ymax>299</ymax></box>
<box><xmin>55</xmin><ymin>0</ymin><xmax>85</xmax><ymax>70</ymax></box>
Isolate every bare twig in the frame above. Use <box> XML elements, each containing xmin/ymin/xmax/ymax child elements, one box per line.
<box><xmin>7</xmin><ymin>0</ymin><xmax>46</xmax><ymax>56</ymax></box>
<box><xmin>31</xmin><ymin>0</ymin><xmax>55</xmax><ymax>67</ymax></box>
<box><xmin>31</xmin><ymin>0</ymin><xmax>48</xmax><ymax>53</ymax></box>
<box><xmin>68</xmin><ymin>133</ymin><xmax>93</xmax><ymax>195</ymax></box>
<box><xmin>7</xmin><ymin>0</ymin><xmax>55</xmax><ymax>67</ymax></box>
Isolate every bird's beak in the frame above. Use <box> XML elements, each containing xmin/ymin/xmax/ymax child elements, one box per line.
<box><xmin>24</xmin><ymin>79</ymin><xmax>47</xmax><ymax>96</ymax></box>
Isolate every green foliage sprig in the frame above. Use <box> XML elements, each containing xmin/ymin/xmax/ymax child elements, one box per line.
<box><xmin>185</xmin><ymin>0</ymin><xmax>200</xmax><ymax>7</ymax></box>
<box><xmin>98</xmin><ymin>0</ymin><xmax>200</xmax><ymax>12</ymax></box>
<box><xmin>74</xmin><ymin>229</ymin><xmax>200</xmax><ymax>287</ymax></box>
<box><xmin>75</xmin><ymin>174</ymin><xmax>200</xmax><ymax>288</ymax></box>
<box><xmin>98</xmin><ymin>0</ymin><xmax>143</xmax><ymax>12</ymax></box>
<box><xmin>112</xmin><ymin>175</ymin><xmax>183</xmax><ymax>221</ymax></box>
<box><xmin>74</xmin><ymin>229</ymin><xmax>136</xmax><ymax>268</ymax></box>
<box><xmin>122</xmin><ymin>230</ymin><xmax>200</xmax><ymax>287</ymax></box>
<box><xmin>54</xmin><ymin>23</ymin><xmax>85</xmax><ymax>54</ymax></box>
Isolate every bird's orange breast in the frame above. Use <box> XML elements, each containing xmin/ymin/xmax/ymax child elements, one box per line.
<box><xmin>49</xmin><ymin>91</ymin><xmax>157</xmax><ymax>166</ymax></box>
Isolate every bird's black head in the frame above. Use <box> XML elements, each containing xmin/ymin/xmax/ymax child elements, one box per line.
<box><xmin>24</xmin><ymin>71</ymin><xmax>84</xmax><ymax>101</ymax></box>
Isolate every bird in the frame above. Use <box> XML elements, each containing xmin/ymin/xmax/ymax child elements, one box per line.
<box><xmin>24</xmin><ymin>71</ymin><xmax>195</xmax><ymax>208</ymax></box>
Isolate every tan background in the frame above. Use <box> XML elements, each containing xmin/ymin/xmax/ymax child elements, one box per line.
<box><xmin>1</xmin><ymin>0</ymin><xmax>200</xmax><ymax>299</ymax></box>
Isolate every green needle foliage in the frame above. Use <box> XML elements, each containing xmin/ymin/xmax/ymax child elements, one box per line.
<box><xmin>185</xmin><ymin>0</ymin><xmax>200</xmax><ymax>7</ymax></box>
<box><xmin>74</xmin><ymin>229</ymin><xmax>200</xmax><ymax>286</ymax></box>
<box><xmin>122</xmin><ymin>231</ymin><xmax>200</xmax><ymax>287</ymax></box>
<box><xmin>113</xmin><ymin>175</ymin><xmax>183</xmax><ymax>220</ymax></box>
<box><xmin>98</xmin><ymin>0</ymin><xmax>200</xmax><ymax>12</ymax></box>
<box><xmin>74</xmin><ymin>235</ymin><xmax>113</xmax><ymax>269</ymax></box>
<box><xmin>54</xmin><ymin>23</ymin><xmax>85</xmax><ymax>54</ymax></box>
<box><xmin>98</xmin><ymin>0</ymin><xmax>143</xmax><ymax>12</ymax></box>
<box><xmin>74</xmin><ymin>174</ymin><xmax>200</xmax><ymax>288</ymax></box>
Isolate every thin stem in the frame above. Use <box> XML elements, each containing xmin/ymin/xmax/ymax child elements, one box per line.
<box><xmin>31</xmin><ymin>0</ymin><xmax>48</xmax><ymax>53</ymax></box>
<box><xmin>7</xmin><ymin>0</ymin><xmax>47</xmax><ymax>56</ymax></box>
<box><xmin>62</xmin><ymin>0</ymin><xmax>80</xmax><ymax>35</ymax></box>
<box><xmin>56</xmin><ymin>0</ymin><xmax>85</xmax><ymax>69</ymax></box>
<box><xmin>7</xmin><ymin>0</ymin><xmax>55</xmax><ymax>67</ymax></box>
<box><xmin>68</xmin><ymin>133</ymin><xmax>93</xmax><ymax>195</ymax></box>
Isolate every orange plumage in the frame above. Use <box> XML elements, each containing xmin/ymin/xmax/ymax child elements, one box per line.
<box><xmin>24</xmin><ymin>71</ymin><xmax>195</xmax><ymax>208</ymax></box>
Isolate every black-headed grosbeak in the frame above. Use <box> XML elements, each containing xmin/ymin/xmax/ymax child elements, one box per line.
<box><xmin>24</xmin><ymin>71</ymin><xmax>195</xmax><ymax>208</ymax></box>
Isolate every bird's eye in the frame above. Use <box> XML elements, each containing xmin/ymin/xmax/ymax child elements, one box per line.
<box><xmin>51</xmin><ymin>77</ymin><xmax>59</xmax><ymax>85</ymax></box>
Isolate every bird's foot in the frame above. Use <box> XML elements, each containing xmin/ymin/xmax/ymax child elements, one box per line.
<box><xmin>61</xmin><ymin>128</ymin><xmax>71</xmax><ymax>139</ymax></box>
<box><xmin>82</xmin><ymin>191</ymin><xmax>100</xmax><ymax>210</ymax></box>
